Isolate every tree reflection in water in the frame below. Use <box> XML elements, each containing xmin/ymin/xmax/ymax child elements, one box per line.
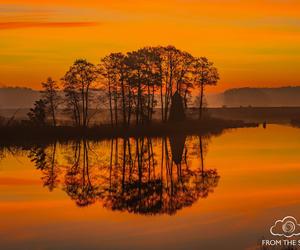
<box><xmin>29</xmin><ymin>142</ymin><xmax>59</xmax><ymax>191</ymax></box>
<box><xmin>28</xmin><ymin>135</ymin><xmax>220</xmax><ymax>215</ymax></box>
<box><xmin>63</xmin><ymin>140</ymin><xmax>102</xmax><ymax>207</ymax></box>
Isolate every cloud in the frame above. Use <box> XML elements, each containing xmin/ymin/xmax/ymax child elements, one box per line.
<box><xmin>0</xmin><ymin>21</ymin><xmax>98</xmax><ymax>30</ymax></box>
<box><xmin>270</xmin><ymin>216</ymin><xmax>300</xmax><ymax>238</ymax></box>
<box><xmin>0</xmin><ymin>4</ymin><xmax>101</xmax><ymax>30</ymax></box>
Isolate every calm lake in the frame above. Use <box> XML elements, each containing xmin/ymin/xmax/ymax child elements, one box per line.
<box><xmin>1</xmin><ymin>124</ymin><xmax>300</xmax><ymax>250</ymax></box>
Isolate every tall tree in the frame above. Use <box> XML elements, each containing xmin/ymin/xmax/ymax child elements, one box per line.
<box><xmin>125</xmin><ymin>50</ymin><xmax>145</xmax><ymax>125</ymax></box>
<box><xmin>176</xmin><ymin>52</ymin><xmax>194</xmax><ymax>109</ymax></box>
<box><xmin>62</xmin><ymin>59</ymin><xmax>99</xmax><ymax>127</ymax></box>
<box><xmin>158</xmin><ymin>46</ymin><xmax>194</xmax><ymax>121</ymax></box>
<box><xmin>193</xmin><ymin>57</ymin><xmax>219</xmax><ymax>119</ymax></box>
<box><xmin>101</xmin><ymin>53</ymin><xmax>128</xmax><ymax>126</ymax></box>
<box><xmin>139</xmin><ymin>47</ymin><xmax>161</xmax><ymax>123</ymax></box>
<box><xmin>125</xmin><ymin>47</ymin><xmax>161</xmax><ymax>124</ymax></box>
<box><xmin>41</xmin><ymin>77</ymin><xmax>60</xmax><ymax>127</ymax></box>
<box><xmin>64</xmin><ymin>86</ymin><xmax>81</xmax><ymax>126</ymax></box>
<box><xmin>160</xmin><ymin>46</ymin><xmax>182</xmax><ymax>121</ymax></box>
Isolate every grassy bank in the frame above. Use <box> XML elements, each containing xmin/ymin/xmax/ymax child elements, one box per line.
<box><xmin>0</xmin><ymin>117</ymin><xmax>258</xmax><ymax>146</ymax></box>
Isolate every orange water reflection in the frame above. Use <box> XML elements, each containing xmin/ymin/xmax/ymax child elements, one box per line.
<box><xmin>1</xmin><ymin>125</ymin><xmax>300</xmax><ymax>249</ymax></box>
<box><xmin>25</xmin><ymin>135</ymin><xmax>219</xmax><ymax>214</ymax></box>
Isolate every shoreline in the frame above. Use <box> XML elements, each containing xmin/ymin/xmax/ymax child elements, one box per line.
<box><xmin>0</xmin><ymin>118</ymin><xmax>258</xmax><ymax>146</ymax></box>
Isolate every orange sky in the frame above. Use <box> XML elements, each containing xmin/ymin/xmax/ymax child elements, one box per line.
<box><xmin>1</xmin><ymin>0</ymin><xmax>300</xmax><ymax>92</ymax></box>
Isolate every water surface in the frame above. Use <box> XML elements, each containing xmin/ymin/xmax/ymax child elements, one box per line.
<box><xmin>1</xmin><ymin>124</ymin><xmax>300</xmax><ymax>250</ymax></box>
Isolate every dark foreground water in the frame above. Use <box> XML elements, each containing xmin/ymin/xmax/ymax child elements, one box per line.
<box><xmin>0</xmin><ymin>124</ymin><xmax>300</xmax><ymax>250</ymax></box>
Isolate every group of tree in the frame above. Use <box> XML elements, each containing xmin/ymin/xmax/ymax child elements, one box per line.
<box><xmin>28</xmin><ymin>46</ymin><xmax>219</xmax><ymax>127</ymax></box>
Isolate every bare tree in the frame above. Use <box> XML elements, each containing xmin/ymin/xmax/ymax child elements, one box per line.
<box><xmin>158</xmin><ymin>46</ymin><xmax>194</xmax><ymax>121</ymax></box>
<box><xmin>62</xmin><ymin>59</ymin><xmax>99</xmax><ymax>127</ymax></box>
<box><xmin>41</xmin><ymin>77</ymin><xmax>60</xmax><ymax>126</ymax></box>
<box><xmin>64</xmin><ymin>85</ymin><xmax>81</xmax><ymax>126</ymax></box>
<box><xmin>193</xmin><ymin>57</ymin><xmax>219</xmax><ymax>119</ymax></box>
<box><xmin>125</xmin><ymin>47</ymin><xmax>161</xmax><ymax>124</ymax></box>
<box><xmin>101</xmin><ymin>53</ymin><xmax>127</xmax><ymax>126</ymax></box>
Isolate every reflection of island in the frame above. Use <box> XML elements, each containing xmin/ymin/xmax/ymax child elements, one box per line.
<box><xmin>29</xmin><ymin>135</ymin><xmax>220</xmax><ymax>215</ymax></box>
<box><xmin>29</xmin><ymin>142</ymin><xmax>59</xmax><ymax>191</ymax></box>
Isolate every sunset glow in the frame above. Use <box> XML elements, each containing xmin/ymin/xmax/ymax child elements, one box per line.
<box><xmin>1</xmin><ymin>0</ymin><xmax>300</xmax><ymax>92</ymax></box>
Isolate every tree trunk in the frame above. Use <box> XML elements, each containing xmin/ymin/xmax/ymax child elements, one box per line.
<box><xmin>136</xmin><ymin>79</ymin><xmax>142</xmax><ymax>125</ymax></box>
<box><xmin>120</xmin><ymin>75</ymin><xmax>127</xmax><ymax>126</ymax></box>
<box><xmin>199</xmin><ymin>84</ymin><xmax>204</xmax><ymax>120</ymax></box>
<box><xmin>160</xmin><ymin>81</ymin><xmax>164</xmax><ymax>122</ymax></box>
<box><xmin>85</xmin><ymin>86</ymin><xmax>89</xmax><ymax>127</ymax></box>
<box><xmin>127</xmin><ymin>87</ymin><xmax>132</xmax><ymax>126</ymax></box>
<box><xmin>147</xmin><ymin>80</ymin><xmax>151</xmax><ymax>123</ymax></box>
<box><xmin>150</xmin><ymin>85</ymin><xmax>155</xmax><ymax>122</ymax></box>
<box><xmin>108</xmin><ymin>78</ymin><xmax>114</xmax><ymax>126</ymax></box>
<box><xmin>184</xmin><ymin>86</ymin><xmax>188</xmax><ymax>109</ymax></box>
<box><xmin>75</xmin><ymin>100</ymin><xmax>80</xmax><ymax>127</ymax></box>
<box><xmin>50</xmin><ymin>99</ymin><xmax>56</xmax><ymax>127</ymax></box>
<box><xmin>164</xmin><ymin>82</ymin><xmax>169</xmax><ymax>122</ymax></box>
<box><xmin>114</xmin><ymin>85</ymin><xmax>118</xmax><ymax>126</ymax></box>
<box><xmin>81</xmin><ymin>84</ymin><xmax>85</xmax><ymax>127</ymax></box>
<box><xmin>159</xmin><ymin>66</ymin><xmax>164</xmax><ymax>122</ymax></box>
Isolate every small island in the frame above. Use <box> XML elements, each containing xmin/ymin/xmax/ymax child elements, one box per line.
<box><xmin>0</xmin><ymin>45</ymin><xmax>257</xmax><ymax>145</ymax></box>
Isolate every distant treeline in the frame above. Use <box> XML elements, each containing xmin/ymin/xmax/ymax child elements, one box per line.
<box><xmin>223</xmin><ymin>87</ymin><xmax>300</xmax><ymax>107</ymax></box>
<box><xmin>0</xmin><ymin>87</ymin><xmax>41</xmax><ymax>109</ymax></box>
<box><xmin>25</xmin><ymin>45</ymin><xmax>219</xmax><ymax>127</ymax></box>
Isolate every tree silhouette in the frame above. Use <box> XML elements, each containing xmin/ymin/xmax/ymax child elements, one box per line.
<box><xmin>23</xmin><ymin>45</ymin><xmax>219</xmax><ymax>127</ymax></box>
<box><xmin>62</xmin><ymin>59</ymin><xmax>99</xmax><ymax>127</ymax></box>
<box><xmin>193</xmin><ymin>57</ymin><xmax>219</xmax><ymax>119</ymax></box>
<box><xmin>41</xmin><ymin>77</ymin><xmax>60</xmax><ymax>127</ymax></box>
<box><xmin>26</xmin><ymin>134</ymin><xmax>220</xmax><ymax>215</ymax></box>
<box><xmin>101</xmin><ymin>136</ymin><xmax>220</xmax><ymax>215</ymax></box>
<box><xmin>101</xmin><ymin>53</ymin><xmax>127</xmax><ymax>126</ymax></box>
<box><xmin>125</xmin><ymin>47</ymin><xmax>161</xmax><ymax>124</ymax></box>
<box><xmin>63</xmin><ymin>140</ymin><xmax>101</xmax><ymax>207</ymax></box>
<box><xmin>98</xmin><ymin>45</ymin><xmax>217</xmax><ymax>125</ymax></box>
<box><xmin>27</xmin><ymin>99</ymin><xmax>47</xmax><ymax>126</ymax></box>
<box><xmin>28</xmin><ymin>142</ymin><xmax>60</xmax><ymax>191</ymax></box>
